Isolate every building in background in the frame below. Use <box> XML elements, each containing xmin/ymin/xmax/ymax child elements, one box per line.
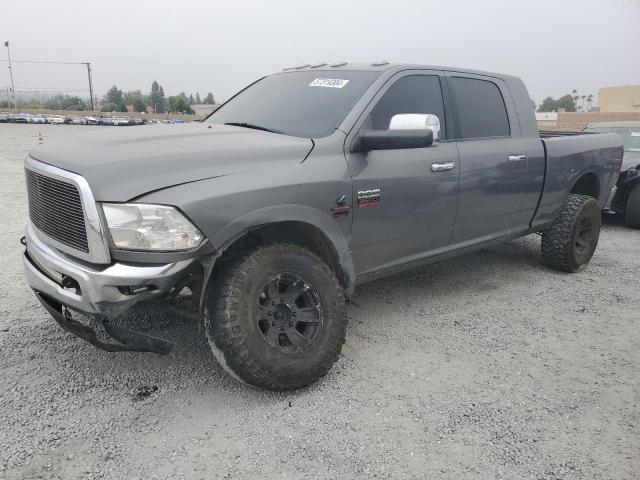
<box><xmin>598</xmin><ymin>85</ymin><xmax>640</xmax><ymax>112</ymax></box>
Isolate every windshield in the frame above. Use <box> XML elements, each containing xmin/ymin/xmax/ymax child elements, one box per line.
<box><xmin>585</xmin><ymin>126</ymin><xmax>640</xmax><ymax>152</ymax></box>
<box><xmin>207</xmin><ymin>70</ymin><xmax>380</xmax><ymax>138</ymax></box>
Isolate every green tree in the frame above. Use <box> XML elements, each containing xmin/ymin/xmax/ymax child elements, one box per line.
<box><xmin>556</xmin><ymin>94</ymin><xmax>576</xmax><ymax>112</ymax></box>
<box><xmin>149</xmin><ymin>81</ymin><xmax>166</xmax><ymax>113</ymax></box>
<box><xmin>123</xmin><ymin>89</ymin><xmax>149</xmax><ymax>110</ymax></box>
<box><xmin>60</xmin><ymin>96</ymin><xmax>87</xmax><ymax>110</ymax></box>
<box><xmin>132</xmin><ymin>98</ymin><xmax>147</xmax><ymax>113</ymax></box>
<box><xmin>195</xmin><ymin>92</ymin><xmax>201</xmax><ymax>104</ymax></box>
<box><xmin>103</xmin><ymin>85</ymin><xmax>124</xmax><ymax>109</ymax></box>
<box><xmin>123</xmin><ymin>89</ymin><xmax>141</xmax><ymax>105</ymax></box>
<box><xmin>204</xmin><ymin>92</ymin><xmax>215</xmax><ymax>104</ymax></box>
<box><xmin>537</xmin><ymin>96</ymin><xmax>557</xmax><ymax>112</ymax></box>
<box><xmin>168</xmin><ymin>95</ymin><xmax>194</xmax><ymax>114</ymax></box>
<box><xmin>189</xmin><ymin>93</ymin><xmax>195</xmax><ymax>104</ymax></box>
<box><xmin>102</xmin><ymin>102</ymin><xmax>127</xmax><ymax>112</ymax></box>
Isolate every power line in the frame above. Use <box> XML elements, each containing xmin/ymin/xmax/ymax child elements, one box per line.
<box><xmin>0</xmin><ymin>54</ymin><xmax>96</xmax><ymax>111</ymax></box>
<box><xmin>13</xmin><ymin>88</ymin><xmax>91</xmax><ymax>93</ymax></box>
<box><xmin>0</xmin><ymin>59</ymin><xmax>87</xmax><ymax>65</ymax></box>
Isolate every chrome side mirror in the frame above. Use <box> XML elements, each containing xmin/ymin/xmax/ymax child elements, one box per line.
<box><xmin>389</xmin><ymin>113</ymin><xmax>441</xmax><ymax>140</ymax></box>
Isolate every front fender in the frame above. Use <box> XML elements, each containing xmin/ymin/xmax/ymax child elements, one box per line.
<box><xmin>211</xmin><ymin>204</ymin><xmax>355</xmax><ymax>294</ymax></box>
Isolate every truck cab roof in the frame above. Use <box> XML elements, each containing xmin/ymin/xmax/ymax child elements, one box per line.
<box><xmin>281</xmin><ymin>62</ymin><xmax>513</xmax><ymax>80</ymax></box>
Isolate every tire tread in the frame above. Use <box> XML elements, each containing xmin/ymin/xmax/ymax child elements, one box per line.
<box><xmin>541</xmin><ymin>194</ymin><xmax>600</xmax><ymax>273</ymax></box>
<box><xmin>625</xmin><ymin>183</ymin><xmax>640</xmax><ymax>229</ymax></box>
<box><xmin>204</xmin><ymin>243</ymin><xmax>346</xmax><ymax>391</ymax></box>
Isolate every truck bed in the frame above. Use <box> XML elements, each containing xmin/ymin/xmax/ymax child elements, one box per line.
<box><xmin>539</xmin><ymin>130</ymin><xmax>594</xmax><ymax>138</ymax></box>
<box><xmin>532</xmin><ymin>132</ymin><xmax>623</xmax><ymax>228</ymax></box>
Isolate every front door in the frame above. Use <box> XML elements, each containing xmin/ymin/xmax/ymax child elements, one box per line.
<box><xmin>346</xmin><ymin>73</ymin><xmax>460</xmax><ymax>275</ymax></box>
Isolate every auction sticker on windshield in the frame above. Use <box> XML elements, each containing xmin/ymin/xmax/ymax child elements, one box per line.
<box><xmin>309</xmin><ymin>78</ymin><xmax>350</xmax><ymax>88</ymax></box>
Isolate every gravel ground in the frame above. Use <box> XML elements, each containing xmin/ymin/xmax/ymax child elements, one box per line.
<box><xmin>1</xmin><ymin>124</ymin><xmax>639</xmax><ymax>480</ymax></box>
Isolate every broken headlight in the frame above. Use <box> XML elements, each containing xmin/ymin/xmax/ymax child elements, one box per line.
<box><xmin>102</xmin><ymin>203</ymin><xmax>204</xmax><ymax>251</ymax></box>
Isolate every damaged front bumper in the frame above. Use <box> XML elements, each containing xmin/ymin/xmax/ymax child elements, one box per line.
<box><xmin>23</xmin><ymin>222</ymin><xmax>200</xmax><ymax>353</ymax></box>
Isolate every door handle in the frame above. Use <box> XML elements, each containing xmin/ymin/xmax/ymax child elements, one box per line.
<box><xmin>431</xmin><ymin>162</ymin><xmax>456</xmax><ymax>172</ymax></box>
<box><xmin>507</xmin><ymin>154</ymin><xmax>527</xmax><ymax>163</ymax></box>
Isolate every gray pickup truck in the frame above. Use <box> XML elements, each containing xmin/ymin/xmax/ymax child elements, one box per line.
<box><xmin>23</xmin><ymin>63</ymin><xmax>623</xmax><ymax>390</ymax></box>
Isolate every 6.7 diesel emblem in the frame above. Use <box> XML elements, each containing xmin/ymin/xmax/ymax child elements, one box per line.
<box><xmin>357</xmin><ymin>188</ymin><xmax>381</xmax><ymax>208</ymax></box>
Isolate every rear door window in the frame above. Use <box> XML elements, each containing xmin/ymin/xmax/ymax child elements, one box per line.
<box><xmin>450</xmin><ymin>77</ymin><xmax>510</xmax><ymax>139</ymax></box>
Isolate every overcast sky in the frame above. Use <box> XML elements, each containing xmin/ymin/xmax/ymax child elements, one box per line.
<box><xmin>1</xmin><ymin>0</ymin><xmax>638</xmax><ymax>105</ymax></box>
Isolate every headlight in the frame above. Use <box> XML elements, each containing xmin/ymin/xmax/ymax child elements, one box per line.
<box><xmin>102</xmin><ymin>203</ymin><xmax>204</xmax><ymax>251</ymax></box>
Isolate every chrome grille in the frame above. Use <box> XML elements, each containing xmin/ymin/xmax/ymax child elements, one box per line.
<box><xmin>25</xmin><ymin>168</ymin><xmax>89</xmax><ymax>253</ymax></box>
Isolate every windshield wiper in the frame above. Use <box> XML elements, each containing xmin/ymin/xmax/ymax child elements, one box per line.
<box><xmin>224</xmin><ymin>122</ymin><xmax>284</xmax><ymax>135</ymax></box>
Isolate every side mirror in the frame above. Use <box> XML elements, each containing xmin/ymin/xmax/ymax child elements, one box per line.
<box><xmin>389</xmin><ymin>113</ymin><xmax>441</xmax><ymax>140</ymax></box>
<box><xmin>352</xmin><ymin>128</ymin><xmax>434</xmax><ymax>152</ymax></box>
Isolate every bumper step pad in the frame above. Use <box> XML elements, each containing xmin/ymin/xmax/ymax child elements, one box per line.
<box><xmin>35</xmin><ymin>291</ymin><xmax>174</xmax><ymax>354</ymax></box>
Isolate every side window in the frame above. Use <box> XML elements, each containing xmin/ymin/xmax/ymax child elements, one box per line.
<box><xmin>365</xmin><ymin>75</ymin><xmax>446</xmax><ymax>140</ymax></box>
<box><xmin>450</xmin><ymin>77</ymin><xmax>510</xmax><ymax>139</ymax></box>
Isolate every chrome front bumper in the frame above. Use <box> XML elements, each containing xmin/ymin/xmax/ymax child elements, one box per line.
<box><xmin>23</xmin><ymin>222</ymin><xmax>197</xmax><ymax>317</ymax></box>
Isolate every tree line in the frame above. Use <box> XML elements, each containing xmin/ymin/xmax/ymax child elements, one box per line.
<box><xmin>536</xmin><ymin>90</ymin><xmax>594</xmax><ymax>113</ymax></box>
<box><xmin>0</xmin><ymin>81</ymin><xmax>215</xmax><ymax>114</ymax></box>
<box><xmin>0</xmin><ymin>96</ymin><xmax>88</xmax><ymax>110</ymax></box>
<box><xmin>102</xmin><ymin>81</ymin><xmax>215</xmax><ymax>114</ymax></box>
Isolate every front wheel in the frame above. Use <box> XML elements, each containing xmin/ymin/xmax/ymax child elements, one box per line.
<box><xmin>624</xmin><ymin>183</ymin><xmax>640</xmax><ymax>229</ymax></box>
<box><xmin>541</xmin><ymin>194</ymin><xmax>601</xmax><ymax>273</ymax></box>
<box><xmin>204</xmin><ymin>243</ymin><xmax>347</xmax><ymax>390</ymax></box>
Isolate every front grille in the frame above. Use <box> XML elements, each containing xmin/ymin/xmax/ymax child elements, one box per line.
<box><xmin>25</xmin><ymin>168</ymin><xmax>89</xmax><ymax>253</ymax></box>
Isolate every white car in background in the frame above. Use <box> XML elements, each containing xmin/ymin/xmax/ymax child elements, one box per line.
<box><xmin>112</xmin><ymin>116</ymin><xmax>131</xmax><ymax>126</ymax></box>
<box><xmin>31</xmin><ymin>115</ymin><xmax>47</xmax><ymax>124</ymax></box>
<box><xmin>46</xmin><ymin>115</ymin><xmax>65</xmax><ymax>125</ymax></box>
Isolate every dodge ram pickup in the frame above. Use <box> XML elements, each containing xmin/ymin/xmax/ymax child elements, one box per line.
<box><xmin>22</xmin><ymin>63</ymin><xmax>623</xmax><ymax>390</ymax></box>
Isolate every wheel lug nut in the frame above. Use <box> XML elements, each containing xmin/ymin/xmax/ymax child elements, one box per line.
<box><xmin>272</xmin><ymin>301</ymin><xmax>276</xmax><ymax>306</ymax></box>
<box><xmin>289</xmin><ymin>322</ymin><xmax>293</xmax><ymax>327</ymax></box>
<box><xmin>292</xmin><ymin>312</ymin><xmax>296</xmax><ymax>317</ymax></box>
<box><xmin>268</xmin><ymin>311</ymin><xmax>272</xmax><ymax>316</ymax></box>
<box><xmin>272</xmin><ymin>321</ymin><xmax>276</xmax><ymax>326</ymax></box>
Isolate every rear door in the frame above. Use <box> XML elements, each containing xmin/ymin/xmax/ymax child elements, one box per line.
<box><xmin>446</xmin><ymin>74</ymin><xmax>534</xmax><ymax>246</ymax></box>
<box><xmin>345</xmin><ymin>71</ymin><xmax>460</xmax><ymax>275</ymax></box>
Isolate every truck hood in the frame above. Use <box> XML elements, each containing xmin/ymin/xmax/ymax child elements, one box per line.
<box><xmin>29</xmin><ymin>123</ymin><xmax>314</xmax><ymax>201</ymax></box>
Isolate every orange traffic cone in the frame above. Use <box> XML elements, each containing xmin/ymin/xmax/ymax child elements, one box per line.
<box><xmin>38</xmin><ymin>132</ymin><xmax>43</xmax><ymax>144</ymax></box>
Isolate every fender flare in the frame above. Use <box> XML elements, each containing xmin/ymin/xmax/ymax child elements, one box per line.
<box><xmin>199</xmin><ymin>204</ymin><xmax>356</xmax><ymax>307</ymax></box>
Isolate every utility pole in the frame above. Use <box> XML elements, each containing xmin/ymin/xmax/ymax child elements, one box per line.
<box><xmin>85</xmin><ymin>62</ymin><xmax>95</xmax><ymax>111</ymax></box>
<box><xmin>4</xmin><ymin>41</ymin><xmax>16</xmax><ymax>110</ymax></box>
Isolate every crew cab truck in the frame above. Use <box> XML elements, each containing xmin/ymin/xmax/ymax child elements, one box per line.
<box><xmin>22</xmin><ymin>63</ymin><xmax>623</xmax><ymax>390</ymax></box>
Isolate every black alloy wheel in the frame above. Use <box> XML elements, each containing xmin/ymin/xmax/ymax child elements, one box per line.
<box><xmin>256</xmin><ymin>273</ymin><xmax>323</xmax><ymax>354</ymax></box>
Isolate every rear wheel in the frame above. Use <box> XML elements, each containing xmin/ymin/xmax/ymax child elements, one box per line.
<box><xmin>541</xmin><ymin>194</ymin><xmax>601</xmax><ymax>272</ymax></box>
<box><xmin>625</xmin><ymin>183</ymin><xmax>640</xmax><ymax>229</ymax></box>
<box><xmin>204</xmin><ymin>243</ymin><xmax>347</xmax><ymax>390</ymax></box>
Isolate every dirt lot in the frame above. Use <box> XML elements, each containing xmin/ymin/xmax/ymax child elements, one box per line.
<box><xmin>1</xmin><ymin>124</ymin><xmax>639</xmax><ymax>479</ymax></box>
